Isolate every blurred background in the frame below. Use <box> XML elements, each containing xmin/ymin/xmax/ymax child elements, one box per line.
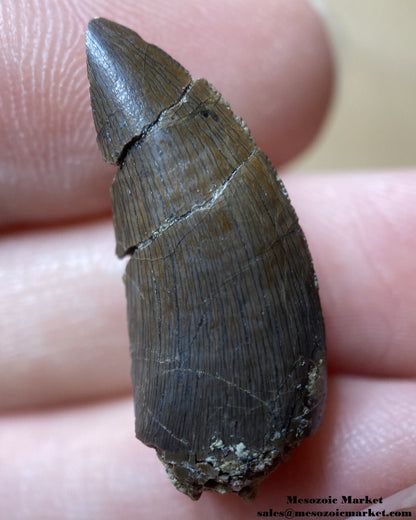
<box><xmin>290</xmin><ymin>0</ymin><xmax>416</xmax><ymax>172</ymax></box>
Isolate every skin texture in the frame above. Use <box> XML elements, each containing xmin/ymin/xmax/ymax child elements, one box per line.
<box><xmin>0</xmin><ymin>0</ymin><xmax>415</xmax><ymax>518</ymax></box>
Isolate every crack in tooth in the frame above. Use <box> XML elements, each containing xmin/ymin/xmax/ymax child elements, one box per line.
<box><xmin>134</xmin><ymin>148</ymin><xmax>257</xmax><ymax>252</ymax></box>
<box><xmin>116</xmin><ymin>79</ymin><xmax>194</xmax><ymax>165</ymax></box>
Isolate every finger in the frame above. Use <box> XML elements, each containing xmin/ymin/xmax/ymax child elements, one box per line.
<box><xmin>0</xmin><ymin>0</ymin><xmax>333</xmax><ymax>228</ymax></box>
<box><xmin>284</xmin><ymin>168</ymin><xmax>416</xmax><ymax>378</ymax></box>
<box><xmin>1</xmin><ymin>170</ymin><xmax>415</xmax><ymax>411</ymax></box>
<box><xmin>0</xmin><ymin>220</ymin><xmax>131</xmax><ymax>411</ymax></box>
<box><xmin>1</xmin><ymin>376</ymin><xmax>415</xmax><ymax>518</ymax></box>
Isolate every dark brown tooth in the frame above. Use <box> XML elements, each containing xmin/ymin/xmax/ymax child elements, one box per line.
<box><xmin>86</xmin><ymin>17</ymin><xmax>326</xmax><ymax>502</ymax></box>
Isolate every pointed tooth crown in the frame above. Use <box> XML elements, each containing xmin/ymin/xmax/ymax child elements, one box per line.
<box><xmin>86</xmin><ymin>18</ymin><xmax>192</xmax><ymax>164</ymax></box>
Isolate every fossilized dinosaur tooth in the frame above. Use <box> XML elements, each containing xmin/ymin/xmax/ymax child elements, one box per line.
<box><xmin>86</xmin><ymin>17</ymin><xmax>326</xmax><ymax>502</ymax></box>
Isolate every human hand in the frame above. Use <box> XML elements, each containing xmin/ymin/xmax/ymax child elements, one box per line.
<box><xmin>1</xmin><ymin>1</ymin><xmax>415</xmax><ymax>518</ymax></box>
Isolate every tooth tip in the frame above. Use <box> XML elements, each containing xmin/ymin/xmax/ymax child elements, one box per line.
<box><xmin>86</xmin><ymin>18</ymin><xmax>191</xmax><ymax>165</ymax></box>
<box><xmin>87</xmin><ymin>17</ymin><xmax>112</xmax><ymax>32</ymax></box>
<box><xmin>86</xmin><ymin>17</ymin><xmax>106</xmax><ymax>40</ymax></box>
<box><xmin>86</xmin><ymin>18</ymin><xmax>121</xmax><ymax>51</ymax></box>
